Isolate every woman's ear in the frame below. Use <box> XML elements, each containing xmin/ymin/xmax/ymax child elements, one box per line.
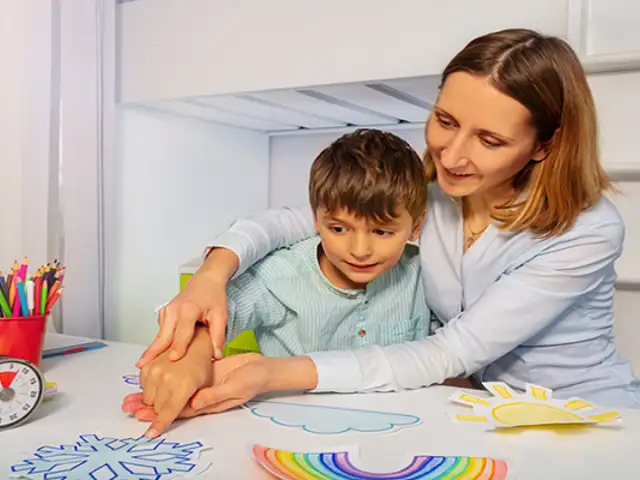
<box><xmin>531</xmin><ymin>131</ymin><xmax>556</xmax><ymax>162</ymax></box>
<box><xmin>531</xmin><ymin>144</ymin><xmax>550</xmax><ymax>162</ymax></box>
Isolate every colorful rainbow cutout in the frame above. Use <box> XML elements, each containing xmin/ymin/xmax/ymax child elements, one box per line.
<box><xmin>252</xmin><ymin>444</ymin><xmax>508</xmax><ymax>479</ymax></box>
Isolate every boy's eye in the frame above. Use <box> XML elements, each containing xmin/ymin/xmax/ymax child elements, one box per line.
<box><xmin>329</xmin><ymin>226</ymin><xmax>345</xmax><ymax>233</ymax></box>
<box><xmin>373</xmin><ymin>229</ymin><xmax>394</xmax><ymax>236</ymax></box>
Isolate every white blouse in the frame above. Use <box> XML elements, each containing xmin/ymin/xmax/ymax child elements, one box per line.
<box><xmin>210</xmin><ymin>184</ymin><xmax>640</xmax><ymax>409</ymax></box>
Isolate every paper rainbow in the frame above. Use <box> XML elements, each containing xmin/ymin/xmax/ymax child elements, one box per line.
<box><xmin>252</xmin><ymin>444</ymin><xmax>508</xmax><ymax>479</ymax></box>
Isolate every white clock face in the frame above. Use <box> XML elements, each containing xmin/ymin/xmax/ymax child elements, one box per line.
<box><xmin>0</xmin><ymin>358</ymin><xmax>44</xmax><ymax>429</ymax></box>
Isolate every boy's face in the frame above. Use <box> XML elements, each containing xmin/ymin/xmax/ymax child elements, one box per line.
<box><xmin>314</xmin><ymin>206</ymin><xmax>423</xmax><ymax>290</ymax></box>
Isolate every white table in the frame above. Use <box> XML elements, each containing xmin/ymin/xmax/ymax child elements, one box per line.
<box><xmin>2</xmin><ymin>333</ymin><xmax>640</xmax><ymax>479</ymax></box>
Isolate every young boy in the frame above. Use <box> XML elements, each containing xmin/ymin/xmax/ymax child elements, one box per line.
<box><xmin>217</xmin><ymin>127</ymin><xmax>428</xmax><ymax>356</ymax></box>
<box><xmin>124</xmin><ymin>128</ymin><xmax>430</xmax><ymax>435</ymax></box>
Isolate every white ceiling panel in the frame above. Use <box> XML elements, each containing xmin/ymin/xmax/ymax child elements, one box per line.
<box><xmin>138</xmin><ymin>76</ymin><xmax>441</xmax><ymax>133</ymax></box>
<box><xmin>247</xmin><ymin>89</ymin><xmax>395</xmax><ymax>126</ymax></box>
<box><xmin>194</xmin><ymin>95</ymin><xmax>346</xmax><ymax>129</ymax></box>
<box><xmin>380</xmin><ymin>76</ymin><xmax>441</xmax><ymax>107</ymax></box>
<box><xmin>312</xmin><ymin>83</ymin><xmax>430</xmax><ymax>122</ymax></box>
<box><xmin>150</xmin><ymin>100</ymin><xmax>299</xmax><ymax>131</ymax></box>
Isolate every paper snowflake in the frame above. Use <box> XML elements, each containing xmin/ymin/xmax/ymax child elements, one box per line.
<box><xmin>10</xmin><ymin>434</ymin><xmax>208</xmax><ymax>480</ymax></box>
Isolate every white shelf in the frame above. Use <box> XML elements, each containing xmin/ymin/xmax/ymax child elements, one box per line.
<box><xmin>136</xmin><ymin>75</ymin><xmax>440</xmax><ymax>133</ymax></box>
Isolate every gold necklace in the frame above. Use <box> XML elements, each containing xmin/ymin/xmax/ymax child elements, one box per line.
<box><xmin>465</xmin><ymin>224</ymin><xmax>488</xmax><ymax>250</ymax></box>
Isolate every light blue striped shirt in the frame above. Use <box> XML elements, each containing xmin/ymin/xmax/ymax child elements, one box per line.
<box><xmin>224</xmin><ymin>236</ymin><xmax>430</xmax><ymax>357</ymax></box>
<box><xmin>211</xmin><ymin>184</ymin><xmax>640</xmax><ymax>409</ymax></box>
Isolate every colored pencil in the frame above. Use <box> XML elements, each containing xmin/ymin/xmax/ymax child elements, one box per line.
<box><xmin>16</xmin><ymin>279</ymin><xmax>28</xmax><ymax>317</ymax></box>
<box><xmin>19</xmin><ymin>256</ymin><xmax>28</xmax><ymax>280</ymax></box>
<box><xmin>1</xmin><ymin>259</ymin><xmax>65</xmax><ymax>318</ymax></box>
<box><xmin>42</xmin><ymin>266</ymin><xmax>51</xmax><ymax>290</ymax></box>
<box><xmin>0</xmin><ymin>289</ymin><xmax>11</xmax><ymax>317</ymax></box>
<box><xmin>47</xmin><ymin>280</ymin><xmax>61</xmax><ymax>304</ymax></box>
<box><xmin>0</xmin><ymin>272</ymin><xmax>8</xmax><ymax>301</ymax></box>
<box><xmin>12</xmin><ymin>284</ymin><xmax>21</xmax><ymax>317</ymax></box>
<box><xmin>45</xmin><ymin>287</ymin><xmax>63</xmax><ymax>313</ymax></box>
<box><xmin>8</xmin><ymin>268</ymin><xmax>15</xmax><ymax>308</ymax></box>
<box><xmin>42</xmin><ymin>340</ymin><xmax>106</xmax><ymax>359</ymax></box>
<box><xmin>48</xmin><ymin>261</ymin><xmax>58</xmax><ymax>286</ymax></box>
<box><xmin>26</xmin><ymin>279</ymin><xmax>35</xmax><ymax>315</ymax></box>
<box><xmin>40</xmin><ymin>279</ymin><xmax>48</xmax><ymax>316</ymax></box>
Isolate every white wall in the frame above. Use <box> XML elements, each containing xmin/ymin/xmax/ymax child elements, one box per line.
<box><xmin>118</xmin><ymin>0</ymin><xmax>569</xmax><ymax>103</ymax></box>
<box><xmin>269</xmin><ymin>127</ymin><xmax>425</xmax><ymax>209</ymax></box>
<box><xmin>593</xmin><ymin>71</ymin><xmax>640</xmax><ymax>376</ymax></box>
<box><xmin>0</xmin><ymin>1</ymin><xmax>58</xmax><ymax>273</ymax></box>
<box><xmin>268</xmin><ymin>72</ymin><xmax>640</xmax><ymax>375</ymax></box>
<box><xmin>105</xmin><ymin>108</ymin><xmax>269</xmax><ymax>344</ymax></box>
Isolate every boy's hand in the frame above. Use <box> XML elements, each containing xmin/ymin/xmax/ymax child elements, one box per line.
<box><xmin>122</xmin><ymin>353</ymin><xmax>265</xmax><ymax>433</ymax></box>
<box><xmin>134</xmin><ymin>327</ymin><xmax>214</xmax><ymax>438</ymax></box>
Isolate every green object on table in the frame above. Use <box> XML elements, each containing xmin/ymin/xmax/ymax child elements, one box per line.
<box><xmin>223</xmin><ymin>329</ymin><xmax>262</xmax><ymax>357</ymax></box>
<box><xmin>179</xmin><ymin>272</ymin><xmax>261</xmax><ymax>357</ymax></box>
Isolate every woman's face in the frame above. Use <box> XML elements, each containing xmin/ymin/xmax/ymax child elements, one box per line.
<box><xmin>426</xmin><ymin>72</ymin><xmax>548</xmax><ymax>201</ymax></box>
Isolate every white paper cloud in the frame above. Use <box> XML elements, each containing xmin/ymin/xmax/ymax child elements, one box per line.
<box><xmin>244</xmin><ymin>400</ymin><xmax>421</xmax><ymax>435</ymax></box>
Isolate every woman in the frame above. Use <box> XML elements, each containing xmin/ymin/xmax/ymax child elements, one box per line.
<box><xmin>136</xmin><ymin>28</ymin><xmax>640</xmax><ymax>422</ymax></box>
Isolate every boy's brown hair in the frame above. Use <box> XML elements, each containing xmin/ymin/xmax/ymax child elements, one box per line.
<box><xmin>309</xmin><ymin>128</ymin><xmax>427</xmax><ymax>223</ymax></box>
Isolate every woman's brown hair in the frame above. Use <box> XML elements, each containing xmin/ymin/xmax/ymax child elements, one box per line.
<box><xmin>424</xmin><ymin>28</ymin><xmax>612</xmax><ymax>236</ymax></box>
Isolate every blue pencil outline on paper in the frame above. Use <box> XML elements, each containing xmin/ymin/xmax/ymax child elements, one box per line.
<box><xmin>122</xmin><ymin>374</ymin><xmax>140</xmax><ymax>386</ymax></box>
<box><xmin>244</xmin><ymin>400</ymin><xmax>421</xmax><ymax>435</ymax></box>
<box><xmin>9</xmin><ymin>433</ymin><xmax>206</xmax><ymax>480</ymax></box>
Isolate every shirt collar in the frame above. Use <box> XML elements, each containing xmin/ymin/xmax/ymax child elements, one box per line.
<box><xmin>301</xmin><ymin>236</ymin><xmax>382</xmax><ymax>298</ymax></box>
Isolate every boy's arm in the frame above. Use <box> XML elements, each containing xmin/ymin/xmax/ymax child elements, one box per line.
<box><xmin>414</xmin><ymin>311</ymin><xmax>431</xmax><ymax>340</ymax></box>
<box><xmin>188</xmin><ymin>324</ymin><xmax>216</xmax><ymax>357</ymax></box>
<box><xmin>412</xmin><ymin>302</ymin><xmax>431</xmax><ymax>340</ymax></box>
<box><xmin>225</xmin><ymin>269</ymin><xmax>289</xmax><ymax>340</ymax></box>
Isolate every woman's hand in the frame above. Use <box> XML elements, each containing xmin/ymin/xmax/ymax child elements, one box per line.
<box><xmin>124</xmin><ymin>354</ymin><xmax>319</xmax><ymax>436</ymax></box>
<box><xmin>136</xmin><ymin>248</ymin><xmax>239</xmax><ymax>367</ymax></box>
<box><xmin>189</xmin><ymin>354</ymin><xmax>319</xmax><ymax>411</ymax></box>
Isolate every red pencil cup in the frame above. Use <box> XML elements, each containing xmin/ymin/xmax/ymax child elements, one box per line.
<box><xmin>0</xmin><ymin>315</ymin><xmax>47</xmax><ymax>367</ymax></box>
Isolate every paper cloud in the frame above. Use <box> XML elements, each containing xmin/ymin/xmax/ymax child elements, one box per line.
<box><xmin>244</xmin><ymin>400</ymin><xmax>421</xmax><ymax>435</ymax></box>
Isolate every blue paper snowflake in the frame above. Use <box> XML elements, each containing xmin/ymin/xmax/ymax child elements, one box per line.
<box><xmin>10</xmin><ymin>434</ymin><xmax>206</xmax><ymax>480</ymax></box>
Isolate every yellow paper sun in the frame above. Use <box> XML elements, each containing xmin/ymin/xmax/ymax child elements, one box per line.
<box><xmin>449</xmin><ymin>382</ymin><xmax>622</xmax><ymax>430</ymax></box>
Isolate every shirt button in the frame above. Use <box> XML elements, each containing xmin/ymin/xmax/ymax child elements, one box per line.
<box><xmin>358</xmin><ymin>329</ymin><xmax>366</xmax><ymax>337</ymax></box>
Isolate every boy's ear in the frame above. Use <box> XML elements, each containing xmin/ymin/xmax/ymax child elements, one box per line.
<box><xmin>409</xmin><ymin>209</ymin><xmax>426</xmax><ymax>241</ymax></box>
<box><xmin>313</xmin><ymin>215</ymin><xmax>321</xmax><ymax>233</ymax></box>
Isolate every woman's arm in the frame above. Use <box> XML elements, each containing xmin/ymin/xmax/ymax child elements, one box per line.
<box><xmin>305</xmin><ymin>224</ymin><xmax>623</xmax><ymax>393</ymax></box>
<box><xmin>138</xmin><ymin>205</ymin><xmax>316</xmax><ymax>366</ymax></box>
<box><xmin>188</xmin><ymin>222</ymin><xmax>624</xmax><ymax>412</ymax></box>
<box><xmin>207</xmin><ymin>205</ymin><xmax>317</xmax><ymax>278</ymax></box>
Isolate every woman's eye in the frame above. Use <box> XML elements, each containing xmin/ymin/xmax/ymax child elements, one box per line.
<box><xmin>480</xmin><ymin>137</ymin><xmax>503</xmax><ymax>148</ymax></box>
<box><xmin>436</xmin><ymin>115</ymin><xmax>455</xmax><ymax>128</ymax></box>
